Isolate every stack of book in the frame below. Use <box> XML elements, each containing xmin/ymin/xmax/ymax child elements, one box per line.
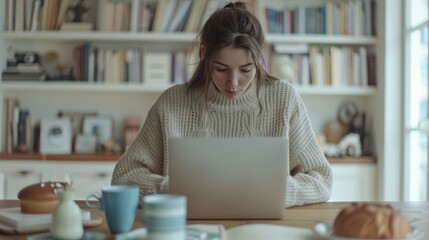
<box><xmin>0</xmin><ymin>207</ymin><xmax>91</xmax><ymax>233</ymax></box>
<box><xmin>2</xmin><ymin>64</ymin><xmax>46</xmax><ymax>82</ymax></box>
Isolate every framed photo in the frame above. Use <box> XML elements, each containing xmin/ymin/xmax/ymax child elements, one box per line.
<box><xmin>40</xmin><ymin>118</ymin><xmax>72</xmax><ymax>154</ymax></box>
<box><xmin>82</xmin><ymin>116</ymin><xmax>113</xmax><ymax>144</ymax></box>
<box><xmin>75</xmin><ymin>133</ymin><xmax>97</xmax><ymax>153</ymax></box>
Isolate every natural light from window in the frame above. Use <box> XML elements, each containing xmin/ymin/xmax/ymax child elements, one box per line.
<box><xmin>406</xmin><ymin>0</ymin><xmax>428</xmax><ymax>201</ymax></box>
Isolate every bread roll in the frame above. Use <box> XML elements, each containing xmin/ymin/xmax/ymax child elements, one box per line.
<box><xmin>333</xmin><ymin>203</ymin><xmax>411</xmax><ymax>239</ymax></box>
<box><xmin>18</xmin><ymin>181</ymin><xmax>70</xmax><ymax>214</ymax></box>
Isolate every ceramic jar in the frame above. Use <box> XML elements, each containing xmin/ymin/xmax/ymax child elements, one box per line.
<box><xmin>50</xmin><ymin>190</ymin><xmax>84</xmax><ymax>239</ymax></box>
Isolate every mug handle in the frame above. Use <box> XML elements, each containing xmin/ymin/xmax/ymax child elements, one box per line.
<box><xmin>86</xmin><ymin>193</ymin><xmax>102</xmax><ymax>209</ymax></box>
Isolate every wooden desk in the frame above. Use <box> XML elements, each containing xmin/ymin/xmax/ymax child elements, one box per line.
<box><xmin>1</xmin><ymin>200</ymin><xmax>428</xmax><ymax>239</ymax></box>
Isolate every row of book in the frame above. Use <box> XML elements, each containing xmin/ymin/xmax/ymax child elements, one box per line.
<box><xmin>264</xmin><ymin>0</ymin><xmax>375</xmax><ymax>35</ymax></box>
<box><xmin>2</xmin><ymin>44</ymin><xmax>375</xmax><ymax>87</ymax></box>
<box><xmin>71</xmin><ymin>44</ymin><xmax>198</xmax><ymax>85</ymax></box>
<box><xmin>270</xmin><ymin>44</ymin><xmax>376</xmax><ymax>86</ymax></box>
<box><xmin>4</xmin><ymin>0</ymin><xmax>73</xmax><ymax>31</ymax></box>
<box><xmin>4</xmin><ymin>0</ymin><xmax>376</xmax><ymax>36</ymax></box>
<box><xmin>98</xmin><ymin>0</ymin><xmax>216</xmax><ymax>32</ymax></box>
<box><xmin>3</xmin><ymin>0</ymin><xmax>217</xmax><ymax>32</ymax></box>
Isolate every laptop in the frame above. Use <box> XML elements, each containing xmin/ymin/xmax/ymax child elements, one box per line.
<box><xmin>168</xmin><ymin>137</ymin><xmax>288</xmax><ymax>220</ymax></box>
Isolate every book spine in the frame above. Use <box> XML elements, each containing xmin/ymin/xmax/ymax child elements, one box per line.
<box><xmin>17</xmin><ymin>109</ymin><xmax>29</xmax><ymax>147</ymax></box>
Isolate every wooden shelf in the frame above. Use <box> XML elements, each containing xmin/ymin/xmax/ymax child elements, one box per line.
<box><xmin>0</xmin><ymin>153</ymin><xmax>121</xmax><ymax>161</ymax></box>
<box><xmin>0</xmin><ymin>153</ymin><xmax>375</xmax><ymax>164</ymax></box>
<box><xmin>0</xmin><ymin>32</ymin><xmax>198</xmax><ymax>43</ymax></box>
<box><xmin>327</xmin><ymin>156</ymin><xmax>377</xmax><ymax>164</ymax></box>
<box><xmin>0</xmin><ymin>82</ymin><xmax>170</xmax><ymax>93</ymax></box>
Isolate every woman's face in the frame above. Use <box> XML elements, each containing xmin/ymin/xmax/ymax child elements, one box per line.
<box><xmin>211</xmin><ymin>46</ymin><xmax>256</xmax><ymax>100</ymax></box>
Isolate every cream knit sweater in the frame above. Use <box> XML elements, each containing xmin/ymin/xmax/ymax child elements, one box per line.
<box><xmin>112</xmin><ymin>80</ymin><xmax>332</xmax><ymax>208</ymax></box>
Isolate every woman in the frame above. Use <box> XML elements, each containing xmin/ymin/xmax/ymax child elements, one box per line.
<box><xmin>112</xmin><ymin>1</ymin><xmax>332</xmax><ymax>207</ymax></box>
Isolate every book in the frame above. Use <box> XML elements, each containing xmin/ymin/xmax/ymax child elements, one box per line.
<box><xmin>185</xmin><ymin>0</ymin><xmax>207</xmax><ymax>32</ymax></box>
<box><xmin>187</xmin><ymin>224</ymin><xmax>312</xmax><ymax>240</ymax></box>
<box><xmin>0</xmin><ymin>207</ymin><xmax>91</xmax><ymax>228</ymax></box>
<box><xmin>5</xmin><ymin>98</ymin><xmax>19</xmax><ymax>153</ymax></box>
<box><xmin>6</xmin><ymin>0</ymin><xmax>14</xmax><ymax>31</ymax></box>
<box><xmin>359</xmin><ymin>46</ymin><xmax>368</xmax><ymax>86</ymax></box>
<box><xmin>15</xmin><ymin>0</ymin><xmax>25</xmax><ymax>31</ymax></box>
<box><xmin>151</xmin><ymin>0</ymin><xmax>167</xmax><ymax>31</ymax></box>
<box><xmin>55</xmin><ymin>0</ymin><xmax>70</xmax><ymax>29</ymax></box>
<box><xmin>167</xmin><ymin>0</ymin><xmax>192</xmax><ymax>32</ymax></box>
<box><xmin>159</xmin><ymin>0</ymin><xmax>178</xmax><ymax>32</ymax></box>
<box><xmin>2</xmin><ymin>98</ymin><xmax>10</xmax><ymax>153</ymax></box>
<box><xmin>24</xmin><ymin>0</ymin><xmax>33</xmax><ymax>30</ymax></box>
<box><xmin>367</xmin><ymin>53</ymin><xmax>376</xmax><ymax>86</ymax></box>
<box><xmin>30</xmin><ymin>0</ymin><xmax>41</xmax><ymax>31</ymax></box>
<box><xmin>143</xmin><ymin>52</ymin><xmax>172</xmax><ymax>86</ymax></box>
<box><xmin>138</xmin><ymin>0</ymin><xmax>151</xmax><ymax>31</ymax></box>
<box><xmin>130</xmin><ymin>0</ymin><xmax>140</xmax><ymax>32</ymax></box>
<box><xmin>172</xmin><ymin>50</ymin><xmax>186</xmax><ymax>83</ymax></box>
<box><xmin>47</xmin><ymin>0</ymin><xmax>60</xmax><ymax>30</ymax></box>
<box><xmin>17</xmin><ymin>109</ymin><xmax>30</xmax><ymax>148</ymax></box>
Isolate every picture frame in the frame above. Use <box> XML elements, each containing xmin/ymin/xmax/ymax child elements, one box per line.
<box><xmin>39</xmin><ymin>118</ymin><xmax>72</xmax><ymax>154</ymax></box>
<box><xmin>82</xmin><ymin>116</ymin><xmax>113</xmax><ymax>144</ymax></box>
<box><xmin>74</xmin><ymin>133</ymin><xmax>97</xmax><ymax>153</ymax></box>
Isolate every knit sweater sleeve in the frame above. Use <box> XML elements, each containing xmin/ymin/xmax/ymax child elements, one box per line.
<box><xmin>111</xmin><ymin>102</ymin><xmax>168</xmax><ymax>197</ymax></box>
<box><xmin>285</xmin><ymin>90</ymin><xmax>333</xmax><ymax>208</ymax></box>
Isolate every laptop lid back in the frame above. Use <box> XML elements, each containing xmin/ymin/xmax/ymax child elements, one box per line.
<box><xmin>168</xmin><ymin>137</ymin><xmax>288</xmax><ymax>219</ymax></box>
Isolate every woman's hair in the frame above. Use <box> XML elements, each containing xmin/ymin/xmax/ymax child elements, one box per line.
<box><xmin>186</xmin><ymin>1</ymin><xmax>278</xmax><ymax>92</ymax></box>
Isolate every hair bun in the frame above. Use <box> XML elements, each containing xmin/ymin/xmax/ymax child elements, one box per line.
<box><xmin>224</xmin><ymin>1</ymin><xmax>247</xmax><ymax>10</ymax></box>
<box><xmin>333</xmin><ymin>203</ymin><xmax>411</xmax><ymax>239</ymax></box>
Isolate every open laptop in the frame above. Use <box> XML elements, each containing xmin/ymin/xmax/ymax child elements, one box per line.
<box><xmin>168</xmin><ymin>137</ymin><xmax>288</xmax><ymax>220</ymax></box>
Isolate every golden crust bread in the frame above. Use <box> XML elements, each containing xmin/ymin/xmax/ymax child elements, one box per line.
<box><xmin>333</xmin><ymin>203</ymin><xmax>411</xmax><ymax>239</ymax></box>
<box><xmin>17</xmin><ymin>181</ymin><xmax>70</xmax><ymax>213</ymax></box>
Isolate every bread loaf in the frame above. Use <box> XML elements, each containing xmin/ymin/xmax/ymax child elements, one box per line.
<box><xmin>333</xmin><ymin>203</ymin><xmax>411</xmax><ymax>239</ymax></box>
<box><xmin>18</xmin><ymin>181</ymin><xmax>70</xmax><ymax>213</ymax></box>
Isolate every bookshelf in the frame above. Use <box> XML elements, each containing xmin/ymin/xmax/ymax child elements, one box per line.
<box><xmin>0</xmin><ymin>0</ymin><xmax>383</xmax><ymax>201</ymax></box>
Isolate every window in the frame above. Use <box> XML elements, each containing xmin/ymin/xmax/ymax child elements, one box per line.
<box><xmin>404</xmin><ymin>0</ymin><xmax>428</xmax><ymax>201</ymax></box>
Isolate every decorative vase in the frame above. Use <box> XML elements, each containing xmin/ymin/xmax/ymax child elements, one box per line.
<box><xmin>50</xmin><ymin>190</ymin><xmax>84</xmax><ymax>239</ymax></box>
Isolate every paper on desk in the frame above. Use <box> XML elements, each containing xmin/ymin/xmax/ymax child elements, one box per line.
<box><xmin>226</xmin><ymin>224</ymin><xmax>313</xmax><ymax>240</ymax></box>
<box><xmin>188</xmin><ymin>223</ymin><xmax>312</xmax><ymax>240</ymax></box>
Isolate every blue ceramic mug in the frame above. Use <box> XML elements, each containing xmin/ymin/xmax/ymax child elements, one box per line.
<box><xmin>86</xmin><ymin>185</ymin><xmax>139</xmax><ymax>234</ymax></box>
<box><xmin>142</xmin><ymin>194</ymin><xmax>187</xmax><ymax>240</ymax></box>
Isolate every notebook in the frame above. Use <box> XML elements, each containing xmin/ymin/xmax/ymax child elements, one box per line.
<box><xmin>168</xmin><ymin>137</ymin><xmax>288</xmax><ymax>220</ymax></box>
<box><xmin>0</xmin><ymin>207</ymin><xmax>91</xmax><ymax>228</ymax></box>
